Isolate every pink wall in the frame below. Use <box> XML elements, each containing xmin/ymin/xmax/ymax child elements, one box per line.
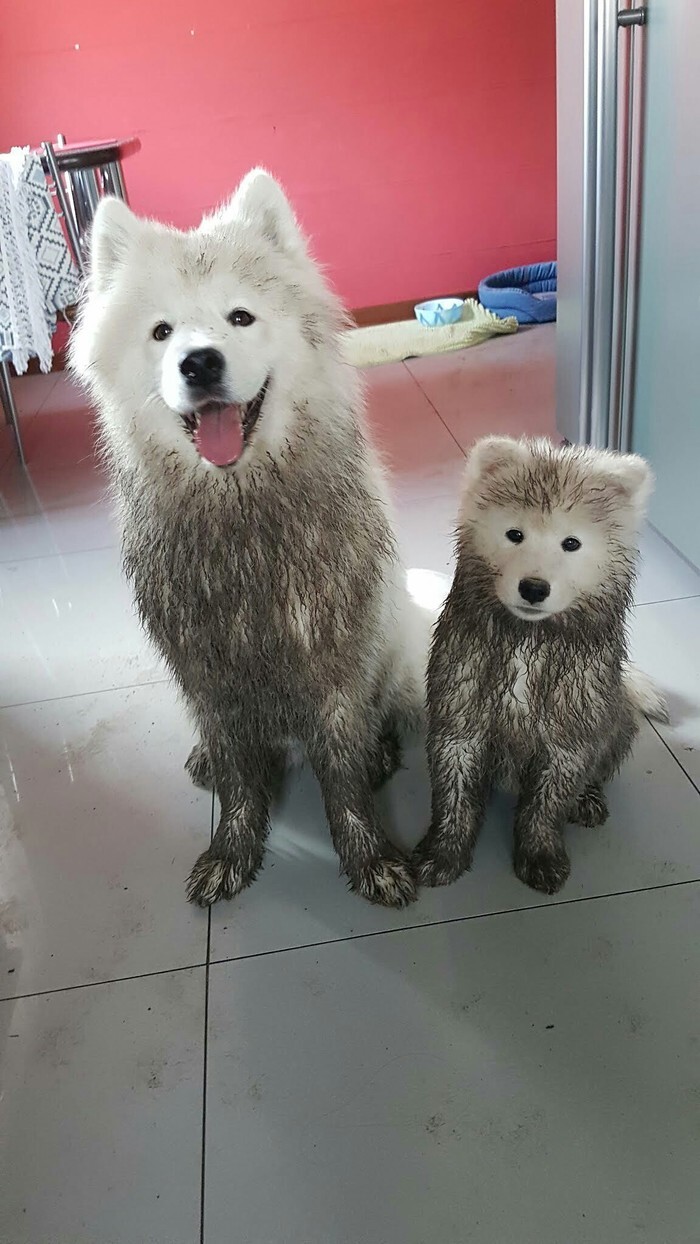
<box><xmin>0</xmin><ymin>0</ymin><xmax>556</xmax><ymax>309</ymax></box>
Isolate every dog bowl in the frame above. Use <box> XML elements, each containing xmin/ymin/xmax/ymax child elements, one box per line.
<box><xmin>414</xmin><ymin>297</ymin><xmax>464</xmax><ymax>327</ymax></box>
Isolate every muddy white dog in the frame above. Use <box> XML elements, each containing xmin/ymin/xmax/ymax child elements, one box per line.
<box><xmin>414</xmin><ymin>435</ymin><xmax>667</xmax><ymax>896</ymax></box>
<box><xmin>70</xmin><ymin>169</ymin><xmax>428</xmax><ymax>909</ymax></box>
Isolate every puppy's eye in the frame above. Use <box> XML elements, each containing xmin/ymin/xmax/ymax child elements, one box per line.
<box><xmin>152</xmin><ymin>322</ymin><xmax>173</xmax><ymax>342</ymax></box>
<box><xmin>505</xmin><ymin>529</ymin><xmax>524</xmax><ymax>544</ymax></box>
<box><xmin>562</xmin><ymin>537</ymin><xmax>581</xmax><ymax>552</ymax></box>
<box><xmin>228</xmin><ymin>309</ymin><xmax>255</xmax><ymax>328</ymax></box>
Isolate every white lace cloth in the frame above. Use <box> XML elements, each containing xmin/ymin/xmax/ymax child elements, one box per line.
<box><xmin>0</xmin><ymin>147</ymin><xmax>79</xmax><ymax>374</ymax></box>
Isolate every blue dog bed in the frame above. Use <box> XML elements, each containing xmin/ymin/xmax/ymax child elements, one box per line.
<box><xmin>478</xmin><ymin>261</ymin><xmax>557</xmax><ymax>324</ymax></box>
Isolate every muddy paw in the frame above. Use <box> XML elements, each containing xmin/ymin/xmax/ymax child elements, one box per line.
<box><xmin>572</xmin><ymin>786</ymin><xmax>609</xmax><ymax>828</ymax></box>
<box><xmin>514</xmin><ymin>846</ymin><xmax>571</xmax><ymax>895</ymax></box>
<box><xmin>350</xmin><ymin>856</ymin><xmax>417</xmax><ymax>908</ymax></box>
<box><xmin>412</xmin><ymin>843</ymin><xmax>468</xmax><ymax>888</ymax></box>
<box><xmin>186</xmin><ymin>849</ymin><xmax>253</xmax><ymax>907</ymax></box>
<box><xmin>185</xmin><ymin>743</ymin><xmax>213</xmax><ymax>791</ymax></box>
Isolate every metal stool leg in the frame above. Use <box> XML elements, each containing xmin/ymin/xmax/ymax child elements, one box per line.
<box><xmin>42</xmin><ymin>141</ymin><xmax>83</xmax><ymax>273</ymax></box>
<box><xmin>0</xmin><ymin>360</ymin><xmax>26</xmax><ymax>467</ymax></box>
<box><xmin>101</xmin><ymin>160</ymin><xmax>128</xmax><ymax>202</ymax></box>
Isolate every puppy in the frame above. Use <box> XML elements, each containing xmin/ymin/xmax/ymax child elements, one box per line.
<box><xmin>413</xmin><ymin>435</ymin><xmax>667</xmax><ymax>895</ymax></box>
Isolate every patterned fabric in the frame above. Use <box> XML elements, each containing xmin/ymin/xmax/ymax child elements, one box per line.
<box><xmin>0</xmin><ymin>147</ymin><xmax>80</xmax><ymax>374</ymax></box>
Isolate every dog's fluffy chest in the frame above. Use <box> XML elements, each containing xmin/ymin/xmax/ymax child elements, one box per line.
<box><xmin>505</xmin><ymin>644</ymin><xmax>538</xmax><ymax>715</ymax></box>
<box><xmin>471</xmin><ymin>629</ymin><xmax>614</xmax><ymax>754</ymax></box>
<box><xmin>120</xmin><ymin>464</ymin><xmax>392</xmax><ymax>693</ymax></box>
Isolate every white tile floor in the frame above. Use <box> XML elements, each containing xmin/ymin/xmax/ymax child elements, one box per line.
<box><xmin>1</xmin><ymin>324</ymin><xmax>699</xmax><ymax>1243</ymax></box>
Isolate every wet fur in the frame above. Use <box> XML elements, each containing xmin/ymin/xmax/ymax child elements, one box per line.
<box><xmin>70</xmin><ymin>170</ymin><xmax>424</xmax><ymax>908</ymax></box>
<box><xmin>415</xmin><ymin>436</ymin><xmax>662</xmax><ymax>895</ymax></box>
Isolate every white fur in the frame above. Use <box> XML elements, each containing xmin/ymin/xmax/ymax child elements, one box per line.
<box><xmin>72</xmin><ymin>172</ymin><xmax>334</xmax><ymax>467</ymax></box>
<box><xmin>461</xmin><ymin>435</ymin><xmax>653</xmax><ymax>622</ymax></box>
<box><xmin>70</xmin><ymin>169</ymin><xmax>431</xmax><ymax>725</ymax></box>
<box><xmin>461</xmin><ymin>435</ymin><xmax>668</xmax><ymax>723</ymax></box>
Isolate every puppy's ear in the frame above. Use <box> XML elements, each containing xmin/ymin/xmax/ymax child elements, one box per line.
<box><xmin>464</xmin><ymin>435</ymin><xmax>528</xmax><ymax>486</ymax></box>
<box><xmin>204</xmin><ymin>168</ymin><xmax>307</xmax><ymax>258</ymax></box>
<box><xmin>88</xmin><ymin>198</ymin><xmax>145</xmax><ymax>293</ymax></box>
<box><xmin>603</xmin><ymin>452</ymin><xmax>654</xmax><ymax>511</ymax></box>
<box><xmin>590</xmin><ymin>451</ymin><xmax>654</xmax><ymax>516</ymax></box>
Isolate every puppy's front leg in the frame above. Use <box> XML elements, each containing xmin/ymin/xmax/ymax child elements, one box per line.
<box><xmin>413</xmin><ymin>729</ymin><xmax>491</xmax><ymax>887</ymax></box>
<box><xmin>309</xmin><ymin>699</ymin><xmax>416</xmax><ymax>909</ymax></box>
<box><xmin>513</xmin><ymin>750</ymin><xmax>589</xmax><ymax>894</ymax></box>
<box><xmin>186</xmin><ymin>723</ymin><xmax>279</xmax><ymax>907</ymax></box>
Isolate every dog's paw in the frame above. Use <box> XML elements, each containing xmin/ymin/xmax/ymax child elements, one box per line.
<box><xmin>350</xmin><ymin>857</ymin><xmax>417</xmax><ymax>908</ymax></box>
<box><xmin>571</xmin><ymin>785</ymin><xmax>609</xmax><ymax>828</ymax></box>
<box><xmin>186</xmin><ymin>848</ymin><xmax>253</xmax><ymax>907</ymax></box>
<box><xmin>185</xmin><ymin>743</ymin><xmax>213</xmax><ymax>791</ymax></box>
<box><xmin>514</xmin><ymin>846</ymin><xmax>570</xmax><ymax>895</ymax></box>
<box><xmin>412</xmin><ymin>843</ymin><xmax>468</xmax><ymax>888</ymax></box>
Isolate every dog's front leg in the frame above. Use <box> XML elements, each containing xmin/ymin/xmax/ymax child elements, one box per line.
<box><xmin>309</xmin><ymin>702</ymin><xmax>417</xmax><ymax>909</ymax></box>
<box><xmin>185</xmin><ymin>740</ymin><xmax>213</xmax><ymax>790</ymax></box>
<box><xmin>513</xmin><ymin>750</ymin><xmax>589</xmax><ymax>894</ymax></box>
<box><xmin>412</xmin><ymin>730</ymin><xmax>491</xmax><ymax>887</ymax></box>
<box><xmin>186</xmin><ymin>725</ymin><xmax>279</xmax><ymax>907</ymax></box>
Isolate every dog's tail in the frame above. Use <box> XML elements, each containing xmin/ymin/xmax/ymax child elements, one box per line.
<box><xmin>623</xmin><ymin>662</ymin><xmax>670</xmax><ymax>724</ymax></box>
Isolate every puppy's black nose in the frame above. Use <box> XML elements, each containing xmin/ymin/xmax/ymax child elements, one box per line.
<box><xmin>179</xmin><ymin>348</ymin><xmax>225</xmax><ymax>390</ymax></box>
<box><xmin>518</xmin><ymin>577</ymin><xmax>550</xmax><ymax>605</ymax></box>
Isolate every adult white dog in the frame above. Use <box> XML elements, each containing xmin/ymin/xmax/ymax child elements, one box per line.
<box><xmin>70</xmin><ymin>169</ymin><xmax>427</xmax><ymax>909</ymax></box>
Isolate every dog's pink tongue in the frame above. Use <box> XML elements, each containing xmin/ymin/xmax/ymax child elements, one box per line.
<box><xmin>194</xmin><ymin>404</ymin><xmax>244</xmax><ymax>467</ymax></box>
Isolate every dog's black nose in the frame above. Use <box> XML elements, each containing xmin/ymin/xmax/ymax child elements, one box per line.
<box><xmin>518</xmin><ymin>577</ymin><xmax>550</xmax><ymax>605</ymax></box>
<box><xmin>179</xmin><ymin>348</ymin><xmax>225</xmax><ymax>390</ymax></box>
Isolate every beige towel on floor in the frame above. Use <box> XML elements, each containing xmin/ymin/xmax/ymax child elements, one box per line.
<box><xmin>343</xmin><ymin>298</ymin><xmax>517</xmax><ymax>368</ymax></box>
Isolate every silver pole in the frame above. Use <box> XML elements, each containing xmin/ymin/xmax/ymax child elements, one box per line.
<box><xmin>589</xmin><ymin>0</ymin><xmax>620</xmax><ymax>448</ymax></box>
<box><xmin>42</xmin><ymin>141</ymin><xmax>83</xmax><ymax>272</ymax></box>
<box><xmin>618</xmin><ymin>13</ymin><xmax>647</xmax><ymax>452</ymax></box>
<box><xmin>74</xmin><ymin>167</ymin><xmax>101</xmax><ymax>219</ymax></box>
<box><xmin>609</xmin><ymin>0</ymin><xmax>632</xmax><ymax>451</ymax></box>
<box><xmin>101</xmin><ymin>160</ymin><xmax>128</xmax><ymax>202</ymax></box>
<box><xmin>579</xmin><ymin>0</ymin><xmax>599</xmax><ymax>446</ymax></box>
<box><xmin>0</xmin><ymin>359</ymin><xmax>26</xmax><ymax>467</ymax></box>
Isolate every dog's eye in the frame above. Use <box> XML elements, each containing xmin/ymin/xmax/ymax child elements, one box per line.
<box><xmin>562</xmin><ymin>537</ymin><xmax>582</xmax><ymax>552</ymax></box>
<box><xmin>152</xmin><ymin>322</ymin><xmax>173</xmax><ymax>342</ymax></box>
<box><xmin>505</xmin><ymin>529</ymin><xmax>524</xmax><ymax>544</ymax></box>
<box><xmin>228</xmin><ymin>309</ymin><xmax>255</xmax><ymax>328</ymax></box>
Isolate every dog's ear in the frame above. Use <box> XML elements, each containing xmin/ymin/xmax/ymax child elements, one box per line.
<box><xmin>88</xmin><ymin>198</ymin><xmax>145</xmax><ymax>292</ymax></box>
<box><xmin>595</xmin><ymin>452</ymin><xmax>654</xmax><ymax>513</ymax></box>
<box><xmin>465</xmin><ymin>435</ymin><xmax>528</xmax><ymax>485</ymax></box>
<box><xmin>211</xmin><ymin>168</ymin><xmax>307</xmax><ymax>257</ymax></box>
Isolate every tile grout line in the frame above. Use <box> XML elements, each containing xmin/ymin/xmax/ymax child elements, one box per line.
<box><xmin>0</xmin><ymin>529</ymin><xmax>116</xmax><ymax>571</ymax></box>
<box><xmin>5</xmin><ymin>875</ymin><xmax>698</xmax><ymax>1007</ymax></box>
<box><xmin>0</xmin><ymin>959</ymin><xmax>207</xmax><ymax>1005</ymax></box>
<box><xmin>648</xmin><ymin>719</ymin><xmax>700</xmax><ymax>799</ymax></box>
<box><xmin>635</xmin><ymin>592</ymin><xmax>700</xmax><ymax>609</ymax></box>
<box><xmin>0</xmin><ymin>676</ymin><xmax>170</xmax><ymax>713</ymax></box>
<box><xmin>199</xmin><ymin>791</ymin><xmax>215</xmax><ymax>1244</ymax></box>
<box><xmin>200</xmin><ymin>929</ymin><xmax>211</xmax><ymax>1244</ymax></box>
<box><xmin>648</xmin><ymin>520</ymin><xmax>700</xmax><ymax>579</ymax></box>
<box><xmin>400</xmin><ymin>361</ymin><xmax>469</xmax><ymax>459</ymax></box>
<box><xmin>0</xmin><ymin>540</ymin><xmax>119</xmax><ymax>568</ymax></box>
<box><xmin>34</xmin><ymin>371</ymin><xmax>64</xmax><ymax>416</ymax></box>
<box><xmin>9</xmin><ymin>373</ymin><xmax>63</xmax><ymax>426</ymax></box>
<box><xmin>206</xmin><ymin>876</ymin><xmax>700</xmax><ymax>968</ymax></box>
<box><xmin>5</xmin><ymin>376</ymin><xmax>66</xmax><ymax>455</ymax></box>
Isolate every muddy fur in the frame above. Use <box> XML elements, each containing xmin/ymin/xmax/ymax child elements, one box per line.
<box><xmin>70</xmin><ymin>169</ymin><xmax>426</xmax><ymax>909</ymax></box>
<box><xmin>414</xmin><ymin>435</ymin><xmax>663</xmax><ymax>896</ymax></box>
